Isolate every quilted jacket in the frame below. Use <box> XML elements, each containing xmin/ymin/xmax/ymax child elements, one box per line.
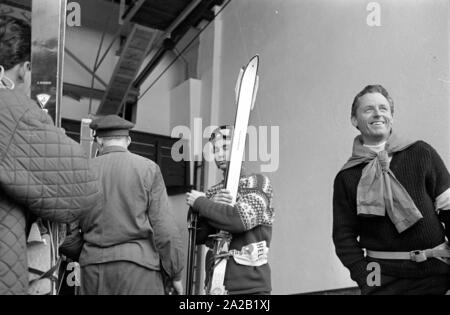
<box><xmin>0</xmin><ymin>89</ymin><xmax>100</xmax><ymax>295</ymax></box>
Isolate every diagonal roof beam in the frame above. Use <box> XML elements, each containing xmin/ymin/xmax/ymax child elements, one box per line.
<box><xmin>119</xmin><ymin>0</ymin><xmax>146</xmax><ymax>25</ymax></box>
<box><xmin>65</xmin><ymin>48</ymin><xmax>108</xmax><ymax>87</ymax></box>
<box><xmin>153</xmin><ymin>0</ymin><xmax>203</xmax><ymax>48</ymax></box>
<box><xmin>133</xmin><ymin>0</ymin><xmax>203</xmax><ymax>87</ymax></box>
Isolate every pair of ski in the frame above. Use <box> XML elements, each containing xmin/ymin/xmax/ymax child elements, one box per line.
<box><xmin>186</xmin><ymin>55</ymin><xmax>260</xmax><ymax>295</ymax></box>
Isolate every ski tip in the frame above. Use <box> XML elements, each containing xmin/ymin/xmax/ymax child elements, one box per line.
<box><xmin>242</xmin><ymin>55</ymin><xmax>259</xmax><ymax>71</ymax></box>
<box><xmin>248</xmin><ymin>55</ymin><xmax>259</xmax><ymax>67</ymax></box>
<box><xmin>247</xmin><ymin>55</ymin><xmax>259</xmax><ymax>70</ymax></box>
<box><xmin>251</xmin><ymin>54</ymin><xmax>260</xmax><ymax>61</ymax></box>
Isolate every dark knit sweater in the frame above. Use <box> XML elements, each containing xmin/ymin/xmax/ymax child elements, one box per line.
<box><xmin>193</xmin><ymin>174</ymin><xmax>274</xmax><ymax>294</ymax></box>
<box><xmin>333</xmin><ymin>141</ymin><xmax>450</xmax><ymax>290</ymax></box>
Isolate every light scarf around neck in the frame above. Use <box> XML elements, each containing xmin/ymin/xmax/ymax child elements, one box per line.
<box><xmin>341</xmin><ymin>132</ymin><xmax>422</xmax><ymax>233</ymax></box>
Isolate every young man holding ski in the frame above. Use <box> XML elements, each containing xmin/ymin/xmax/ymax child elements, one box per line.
<box><xmin>186</xmin><ymin>126</ymin><xmax>274</xmax><ymax>295</ymax></box>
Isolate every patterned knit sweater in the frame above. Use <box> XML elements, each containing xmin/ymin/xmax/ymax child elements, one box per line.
<box><xmin>193</xmin><ymin>174</ymin><xmax>274</xmax><ymax>294</ymax></box>
<box><xmin>333</xmin><ymin>141</ymin><xmax>450</xmax><ymax>291</ymax></box>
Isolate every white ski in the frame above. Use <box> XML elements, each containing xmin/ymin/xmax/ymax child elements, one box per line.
<box><xmin>208</xmin><ymin>55</ymin><xmax>260</xmax><ymax>295</ymax></box>
<box><xmin>226</xmin><ymin>55</ymin><xmax>259</xmax><ymax>205</ymax></box>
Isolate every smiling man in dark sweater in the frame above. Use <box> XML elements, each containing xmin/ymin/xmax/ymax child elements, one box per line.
<box><xmin>186</xmin><ymin>126</ymin><xmax>274</xmax><ymax>295</ymax></box>
<box><xmin>333</xmin><ymin>85</ymin><xmax>450</xmax><ymax>295</ymax></box>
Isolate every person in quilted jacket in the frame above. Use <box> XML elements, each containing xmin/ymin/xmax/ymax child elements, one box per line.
<box><xmin>0</xmin><ymin>15</ymin><xmax>100</xmax><ymax>295</ymax></box>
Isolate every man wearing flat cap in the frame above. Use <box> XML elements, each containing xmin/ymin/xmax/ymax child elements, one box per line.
<box><xmin>77</xmin><ymin>114</ymin><xmax>184</xmax><ymax>295</ymax></box>
<box><xmin>90</xmin><ymin>114</ymin><xmax>135</xmax><ymax>138</ymax></box>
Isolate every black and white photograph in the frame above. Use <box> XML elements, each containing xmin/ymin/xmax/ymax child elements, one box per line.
<box><xmin>0</xmin><ymin>0</ymin><xmax>449</xmax><ymax>300</ymax></box>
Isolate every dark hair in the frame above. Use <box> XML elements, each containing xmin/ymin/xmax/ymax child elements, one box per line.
<box><xmin>209</xmin><ymin>125</ymin><xmax>233</xmax><ymax>142</ymax></box>
<box><xmin>0</xmin><ymin>15</ymin><xmax>31</xmax><ymax>70</ymax></box>
<box><xmin>351</xmin><ymin>85</ymin><xmax>394</xmax><ymax>117</ymax></box>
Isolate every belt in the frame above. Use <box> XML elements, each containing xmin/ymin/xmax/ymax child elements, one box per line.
<box><xmin>366</xmin><ymin>242</ymin><xmax>450</xmax><ymax>263</ymax></box>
